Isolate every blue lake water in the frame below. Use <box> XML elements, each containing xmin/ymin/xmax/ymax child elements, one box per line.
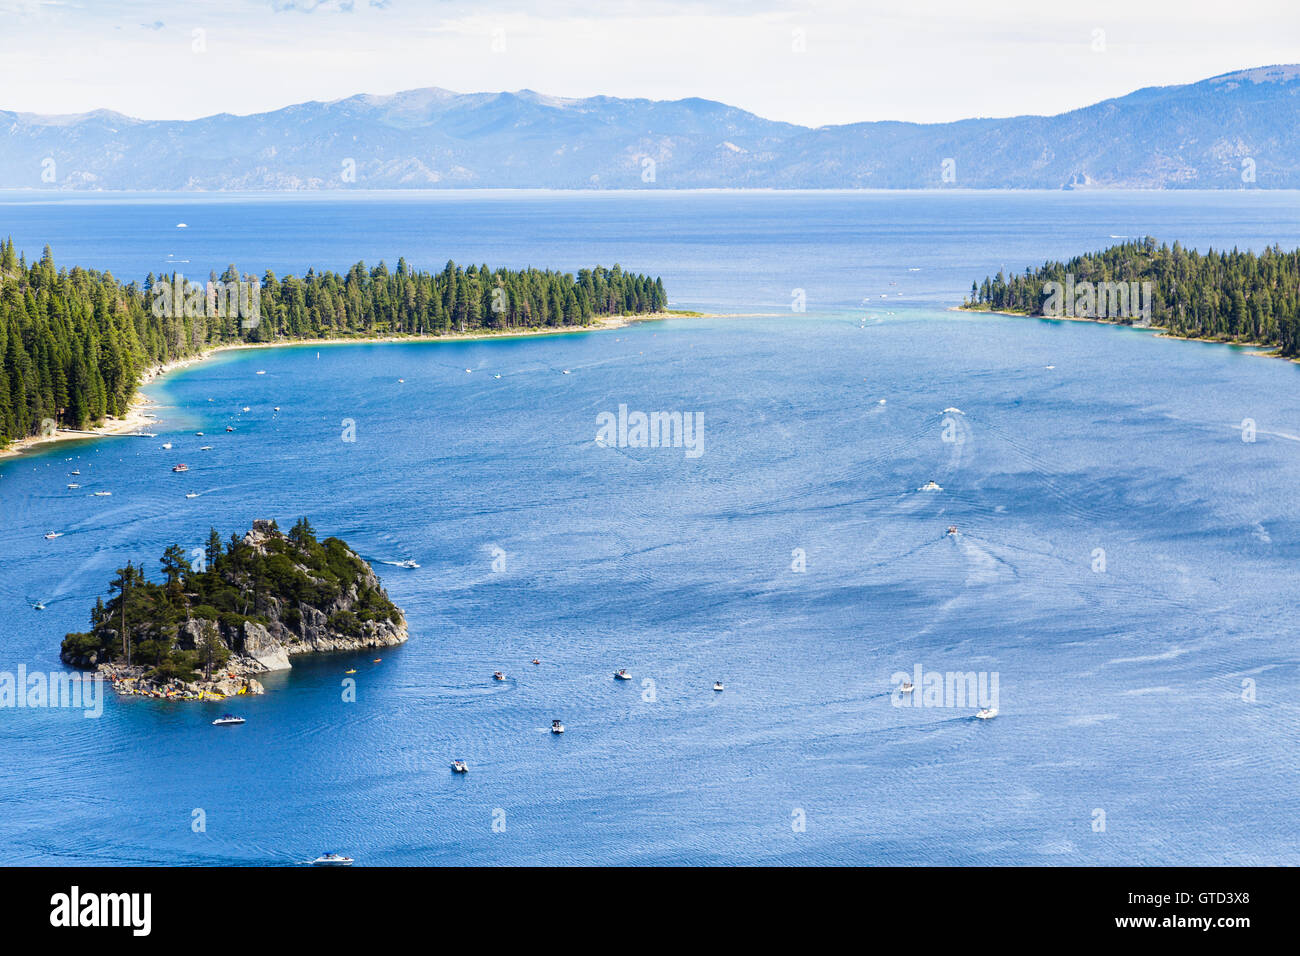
<box><xmin>2</xmin><ymin>190</ymin><xmax>1299</xmax><ymax>865</ymax></box>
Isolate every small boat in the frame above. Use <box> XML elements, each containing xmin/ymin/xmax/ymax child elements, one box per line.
<box><xmin>561</xmin><ymin>369</ymin><xmax>570</xmax><ymax>375</ymax></box>
<box><xmin>310</xmin><ymin>853</ymin><xmax>353</xmax><ymax>867</ymax></box>
<box><xmin>256</xmin><ymin>370</ymin><xmax>266</xmax><ymax>376</ymax></box>
<box><xmin>66</xmin><ymin>483</ymin><xmax>80</xmax><ymax>489</ymax></box>
<box><xmin>43</xmin><ymin>531</ymin><xmax>62</xmax><ymax>540</ymax></box>
<box><xmin>344</xmin><ymin>668</ymin><xmax>356</xmax><ymax>675</ymax></box>
<box><xmin>919</xmin><ymin>480</ymin><xmax>942</xmax><ymax>491</ymax></box>
<box><xmin>551</xmin><ymin>719</ymin><xmax>565</xmax><ymax>734</ymax></box>
<box><xmin>397</xmin><ymin>559</ymin><xmax>419</xmax><ymax>569</ymax></box>
<box><xmin>900</xmin><ymin>681</ymin><xmax>915</xmax><ymax>693</ymax></box>
<box><xmin>241</xmin><ymin>406</ymin><xmax>250</xmax><ymax>413</ymax></box>
<box><xmin>200</xmin><ymin>446</ymin><xmax>213</xmax><ymax>451</ymax></box>
<box><xmin>274</xmin><ymin>406</ymin><xmax>281</xmax><ymax>412</ymax></box>
<box><xmin>212</xmin><ymin>714</ymin><xmax>245</xmax><ymax>726</ymax></box>
<box><xmin>372</xmin><ymin>658</ymin><xmax>381</xmax><ymax>664</ymax></box>
<box><xmin>713</xmin><ymin>681</ymin><xmax>725</xmax><ymax>692</ymax></box>
<box><xmin>176</xmin><ymin>222</ymin><xmax>187</xmax><ymax>228</ymax></box>
<box><xmin>946</xmin><ymin>526</ymin><xmax>959</xmax><ymax>536</ymax></box>
<box><xmin>162</xmin><ymin>442</ymin><xmax>173</xmax><ymax>450</ymax></box>
<box><xmin>531</xmin><ymin>658</ymin><xmax>541</xmax><ymax>665</ymax></box>
<box><xmin>69</xmin><ymin>470</ymin><xmax>80</xmax><ymax>476</ymax></box>
<box><xmin>225</xmin><ymin>426</ymin><xmax>235</xmax><ymax>432</ymax></box>
<box><xmin>493</xmin><ymin>374</ymin><xmax>501</xmax><ymax>379</ymax></box>
<box><xmin>397</xmin><ymin>378</ymin><xmax>404</xmax><ymax>384</ymax></box>
<box><xmin>195</xmin><ymin>432</ymin><xmax>204</xmax><ymax>436</ymax></box>
<box><xmin>30</xmin><ymin>601</ymin><xmax>45</xmax><ymax>611</ymax></box>
<box><xmin>492</xmin><ymin>671</ymin><xmax>506</xmax><ymax>682</ymax></box>
<box><xmin>172</xmin><ymin>463</ymin><xmax>189</xmax><ymax>472</ymax></box>
<box><xmin>451</xmin><ymin>760</ymin><xmax>469</xmax><ymax>774</ymax></box>
<box><xmin>185</xmin><ymin>492</ymin><xmax>200</xmax><ymax>499</ymax></box>
<box><xmin>465</xmin><ymin>368</ymin><xmax>472</xmax><ymax>373</ymax></box>
<box><xmin>976</xmin><ymin>707</ymin><xmax>998</xmax><ymax>720</ymax></box>
<box><xmin>614</xmin><ymin>669</ymin><xmax>632</xmax><ymax>680</ymax></box>
<box><xmin>92</xmin><ymin>491</ymin><xmax>112</xmax><ymax>497</ymax></box>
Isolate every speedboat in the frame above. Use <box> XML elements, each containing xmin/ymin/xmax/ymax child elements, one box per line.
<box><xmin>185</xmin><ymin>493</ymin><xmax>200</xmax><ymax>499</ymax></box>
<box><xmin>44</xmin><ymin>531</ymin><xmax>62</xmax><ymax>540</ymax></box>
<box><xmin>212</xmin><ymin>714</ymin><xmax>245</xmax><ymax>726</ymax></box>
<box><xmin>614</xmin><ymin>669</ymin><xmax>632</xmax><ymax>680</ymax></box>
<box><xmin>195</xmin><ymin>432</ymin><xmax>204</xmax><ymax>436</ymax></box>
<box><xmin>92</xmin><ymin>491</ymin><xmax>112</xmax><ymax>497</ymax></box>
<box><xmin>256</xmin><ymin>370</ymin><xmax>266</xmax><ymax>376</ymax></box>
<box><xmin>551</xmin><ymin>719</ymin><xmax>565</xmax><ymax>734</ymax></box>
<box><xmin>67</xmin><ymin>483</ymin><xmax>80</xmax><ymax>489</ymax></box>
<box><xmin>172</xmin><ymin>463</ymin><xmax>189</xmax><ymax>472</ymax></box>
<box><xmin>713</xmin><ymin>681</ymin><xmax>725</xmax><ymax>692</ymax></box>
<box><xmin>161</xmin><ymin>442</ymin><xmax>173</xmax><ymax>450</ymax></box>
<box><xmin>900</xmin><ymin>681</ymin><xmax>915</xmax><ymax>693</ymax></box>
<box><xmin>311</xmin><ymin>853</ymin><xmax>353</xmax><ymax>867</ymax></box>
<box><xmin>976</xmin><ymin>707</ymin><xmax>998</xmax><ymax>720</ymax></box>
<box><xmin>344</xmin><ymin>668</ymin><xmax>356</xmax><ymax>675</ymax></box>
<box><xmin>561</xmin><ymin>369</ymin><xmax>570</xmax><ymax>375</ymax></box>
<box><xmin>372</xmin><ymin>658</ymin><xmax>381</xmax><ymax>664</ymax></box>
<box><xmin>30</xmin><ymin>601</ymin><xmax>45</xmax><ymax>611</ymax></box>
<box><xmin>241</xmin><ymin>406</ymin><xmax>250</xmax><ymax>413</ymax></box>
<box><xmin>531</xmin><ymin>658</ymin><xmax>541</xmax><ymax>665</ymax></box>
<box><xmin>397</xmin><ymin>379</ymin><xmax>404</xmax><ymax>384</ymax></box>
<box><xmin>919</xmin><ymin>480</ymin><xmax>942</xmax><ymax>491</ymax></box>
<box><xmin>69</xmin><ymin>470</ymin><xmax>80</xmax><ymax>476</ymax></box>
<box><xmin>225</xmin><ymin>426</ymin><xmax>235</xmax><ymax>432</ymax></box>
<box><xmin>492</xmin><ymin>671</ymin><xmax>506</xmax><ymax>682</ymax></box>
<box><xmin>200</xmin><ymin>445</ymin><xmax>213</xmax><ymax>451</ymax></box>
<box><xmin>946</xmin><ymin>526</ymin><xmax>959</xmax><ymax>536</ymax></box>
<box><xmin>451</xmin><ymin>760</ymin><xmax>469</xmax><ymax>774</ymax></box>
<box><xmin>397</xmin><ymin>559</ymin><xmax>419</xmax><ymax>569</ymax></box>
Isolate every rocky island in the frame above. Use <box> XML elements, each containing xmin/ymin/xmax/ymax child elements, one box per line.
<box><xmin>61</xmin><ymin>519</ymin><xmax>408</xmax><ymax>700</ymax></box>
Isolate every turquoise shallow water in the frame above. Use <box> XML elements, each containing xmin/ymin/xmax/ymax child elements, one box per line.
<box><xmin>1</xmin><ymin>191</ymin><xmax>1299</xmax><ymax>865</ymax></box>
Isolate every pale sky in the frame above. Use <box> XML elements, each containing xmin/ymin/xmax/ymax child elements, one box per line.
<box><xmin>1</xmin><ymin>0</ymin><xmax>1297</xmax><ymax>126</ymax></box>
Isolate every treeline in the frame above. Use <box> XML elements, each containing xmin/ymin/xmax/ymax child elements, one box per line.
<box><xmin>965</xmin><ymin>237</ymin><xmax>1300</xmax><ymax>355</ymax></box>
<box><xmin>0</xmin><ymin>237</ymin><xmax>667</xmax><ymax>444</ymax></box>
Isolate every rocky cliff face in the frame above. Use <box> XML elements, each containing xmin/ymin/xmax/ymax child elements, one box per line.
<box><xmin>61</xmin><ymin>519</ymin><xmax>408</xmax><ymax>700</ymax></box>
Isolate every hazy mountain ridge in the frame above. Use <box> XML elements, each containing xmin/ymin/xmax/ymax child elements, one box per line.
<box><xmin>4</xmin><ymin>65</ymin><xmax>1299</xmax><ymax>190</ymax></box>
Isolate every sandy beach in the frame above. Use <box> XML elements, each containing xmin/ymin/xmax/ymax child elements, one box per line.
<box><xmin>951</xmin><ymin>305</ymin><xmax>1294</xmax><ymax>362</ymax></box>
<box><xmin>0</xmin><ymin>311</ymin><xmax>707</xmax><ymax>463</ymax></box>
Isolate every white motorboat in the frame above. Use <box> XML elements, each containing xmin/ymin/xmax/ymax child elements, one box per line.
<box><xmin>310</xmin><ymin>853</ymin><xmax>353</xmax><ymax>867</ymax></box>
<box><xmin>451</xmin><ymin>760</ymin><xmax>469</xmax><ymax>773</ymax></box>
<box><xmin>92</xmin><ymin>491</ymin><xmax>112</xmax><ymax>497</ymax></box>
<box><xmin>212</xmin><ymin>714</ymin><xmax>245</xmax><ymax>726</ymax></box>
<box><xmin>185</xmin><ymin>493</ymin><xmax>201</xmax><ymax>499</ymax></box>
<box><xmin>614</xmin><ymin>669</ymin><xmax>632</xmax><ymax>680</ymax></box>
<box><xmin>900</xmin><ymin>681</ymin><xmax>915</xmax><ymax>693</ymax></box>
<box><xmin>67</xmin><ymin>483</ymin><xmax>80</xmax><ymax>489</ymax></box>
<box><xmin>551</xmin><ymin>719</ymin><xmax>565</xmax><ymax>734</ymax></box>
<box><xmin>397</xmin><ymin>559</ymin><xmax>419</xmax><ymax>569</ymax></box>
<box><xmin>713</xmin><ymin>681</ymin><xmax>725</xmax><ymax>692</ymax></box>
<box><xmin>44</xmin><ymin>532</ymin><xmax>62</xmax><ymax>540</ymax></box>
<box><xmin>162</xmin><ymin>442</ymin><xmax>173</xmax><ymax>450</ymax></box>
<box><xmin>492</xmin><ymin>671</ymin><xmax>506</xmax><ymax>682</ymax></box>
<box><xmin>919</xmin><ymin>480</ymin><xmax>942</xmax><ymax>491</ymax></box>
<box><xmin>976</xmin><ymin>707</ymin><xmax>998</xmax><ymax>720</ymax></box>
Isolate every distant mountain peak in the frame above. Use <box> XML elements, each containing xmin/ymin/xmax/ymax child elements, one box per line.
<box><xmin>4</xmin><ymin>65</ymin><xmax>1299</xmax><ymax>190</ymax></box>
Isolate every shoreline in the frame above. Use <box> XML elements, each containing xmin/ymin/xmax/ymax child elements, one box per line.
<box><xmin>951</xmin><ymin>305</ymin><xmax>1295</xmax><ymax>362</ymax></box>
<box><xmin>0</xmin><ymin>310</ymin><xmax>710</xmax><ymax>463</ymax></box>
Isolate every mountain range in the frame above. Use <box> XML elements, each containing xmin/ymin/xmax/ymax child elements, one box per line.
<box><xmin>3</xmin><ymin>64</ymin><xmax>1299</xmax><ymax>190</ymax></box>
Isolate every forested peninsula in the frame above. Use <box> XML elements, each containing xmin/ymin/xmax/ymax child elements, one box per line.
<box><xmin>0</xmin><ymin>237</ymin><xmax>668</xmax><ymax>446</ymax></box>
<box><xmin>963</xmin><ymin>237</ymin><xmax>1300</xmax><ymax>356</ymax></box>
